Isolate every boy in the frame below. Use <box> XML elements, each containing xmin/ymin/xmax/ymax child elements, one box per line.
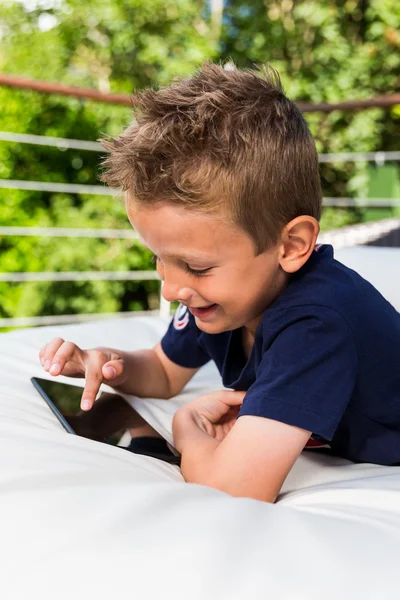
<box><xmin>39</xmin><ymin>62</ymin><xmax>400</xmax><ymax>503</ymax></box>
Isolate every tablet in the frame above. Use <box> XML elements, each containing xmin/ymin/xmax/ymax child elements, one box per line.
<box><xmin>31</xmin><ymin>377</ymin><xmax>139</xmax><ymax>445</ymax></box>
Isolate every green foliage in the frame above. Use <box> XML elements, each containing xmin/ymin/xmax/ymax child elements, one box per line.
<box><xmin>0</xmin><ymin>0</ymin><xmax>399</xmax><ymax>326</ymax></box>
<box><xmin>0</xmin><ymin>0</ymin><xmax>216</xmax><ymax>325</ymax></box>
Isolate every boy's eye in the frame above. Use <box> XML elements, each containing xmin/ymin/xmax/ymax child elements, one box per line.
<box><xmin>184</xmin><ymin>264</ymin><xmax>212</xmax><ymax>277</ymax></box>
<box><xmin>151</xmin><ymin>254</ymin><xmax>211</xmax><ymax>277</ymax></box>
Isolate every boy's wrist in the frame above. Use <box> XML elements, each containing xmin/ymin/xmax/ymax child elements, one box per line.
<box><xmin>173</xmin><ymin>407</ymin><xmax>221</xmax><ymax>483</ymax></box>
<box><xmin>172</xmin><ymin>405</ymin><xmax>205</xmax><ymax>450</ymax></box>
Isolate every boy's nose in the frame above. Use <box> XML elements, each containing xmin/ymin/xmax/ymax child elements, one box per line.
<box><xmin>161</xmin><ymin>281</ymin><xmax>194</xmax><ymax>304</ymax></box>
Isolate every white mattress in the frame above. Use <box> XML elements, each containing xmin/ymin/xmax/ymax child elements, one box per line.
<box><xmin>1</xmin><ymin>246</ymin><xmax>400</xmax><ymax>600</ymax></box>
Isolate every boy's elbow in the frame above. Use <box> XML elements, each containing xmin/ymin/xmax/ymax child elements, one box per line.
<box><xmin>166</xmin><ymin>382</ymin><xmax>188</xmax><ymax>399</ymax></box>
<box><xmin>155</xmin><ymin>381</ymin><xmax>186</xmax><ymax>400</ymax></box>
<box><xmin>199</xmin><ymin>473</ymin><xmax>278</xmax><ymax>503</ymax></box>
<box><xmin>181</xmin><ymin>452</ymin><xmax>279</xmax><ymax>503</ymax></box>
<box><xmin>151</xmin><ymin>385</ymin><xmax>179</xmax><ymax>400</ymax></box>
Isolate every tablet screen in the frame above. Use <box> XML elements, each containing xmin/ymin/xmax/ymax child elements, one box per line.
<box><xmin>31</xmin><ymin>377</ymin><xmax>137</xmax><ymax>445</ymax></box>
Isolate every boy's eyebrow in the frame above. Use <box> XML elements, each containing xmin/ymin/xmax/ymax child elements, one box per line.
<box><xmin>163</xmin><ymin>251</ymin><xmax>216</xmax><ymax>262</ymax></box>
<box><xmin>136</xmin><ymin>237</ymin><xmax>216</xmax><ymax>262</ymax></box>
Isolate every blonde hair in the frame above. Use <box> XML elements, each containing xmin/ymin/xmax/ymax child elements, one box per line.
<box><xmin>100</xmin><ymin>61</ymin><xmax>322</xmax><ymax>253</ymax></box>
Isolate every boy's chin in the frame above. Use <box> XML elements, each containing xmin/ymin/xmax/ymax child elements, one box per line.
<box><xmin>194</xmin><ymin>316</ymin><xmax>231</xmax><ymax>334</ymax></box>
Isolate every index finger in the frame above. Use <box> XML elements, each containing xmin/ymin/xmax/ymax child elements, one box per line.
<box><xmin>80</xmin><ymin>353</ymin><xmax>105</xmax><ymax>410</ymax></box>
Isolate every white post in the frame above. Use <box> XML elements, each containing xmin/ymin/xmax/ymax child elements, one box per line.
<box><xmin>159</xmin><ymin>284</ymin><xmax>171</xmax><ymax>318</ymax></box>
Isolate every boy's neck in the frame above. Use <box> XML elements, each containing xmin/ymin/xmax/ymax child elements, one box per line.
<box><xmin>244</xmin><ymin>319</ymin><xmax>261</xmax><ymax>339</ymax></box>
<box><xmin>241</xmin><ymin>327</ymin><xmax>255</xmax><ymax>359</ymax></box>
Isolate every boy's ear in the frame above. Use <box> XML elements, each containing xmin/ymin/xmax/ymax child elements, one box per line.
<box><xmin>278</xmin><ymin>216</ymin><xmax>320</xmax><ymax>274</ymax></box>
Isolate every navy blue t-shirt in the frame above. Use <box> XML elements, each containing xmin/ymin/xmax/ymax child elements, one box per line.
<box><xmin>161</xmin><ymin>245</ymin><xmax>400</xmax><ymax>465</ymax></box>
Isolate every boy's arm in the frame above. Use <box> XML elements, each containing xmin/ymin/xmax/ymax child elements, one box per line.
<box><xmin>173</xmin><ymin>394</ymin><xmax>310</xmax><ymax>503</ymax></box>
<box><xmin>114</xmin><ymin>342</ymin><xmax>200</xmax><ymax>399</ymax></box>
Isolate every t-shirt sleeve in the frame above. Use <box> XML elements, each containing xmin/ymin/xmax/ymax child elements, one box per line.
<box><xmin>238</xmin><ymin>307</ymin><xmax>358</xmax><ymax>440</ymax></box>
<box><xmin>160</xmin><ymin>304</ymin><xmax>211</xmax><ymax>368</ymax></box>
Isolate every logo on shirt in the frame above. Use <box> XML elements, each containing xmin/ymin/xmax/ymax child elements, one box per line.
<box><xmin>305</xmin><ymin>436</ymin><xmax>331</xmax><ymax>449</ymax></box>
<box><xmin>173</xmin><ymin>304</ymin><xmax>190</xmax><ymax>331</ymax></box>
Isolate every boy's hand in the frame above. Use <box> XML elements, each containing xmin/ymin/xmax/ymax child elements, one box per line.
<box><xmin>173</xmin><ymin>390</ymin><xmax>246</xmax><ymax>449</ymax></box>
<box><xmin>38</xmin><ymin>338</ymin><xmax>127</xmax><ymax>410</ymax></box>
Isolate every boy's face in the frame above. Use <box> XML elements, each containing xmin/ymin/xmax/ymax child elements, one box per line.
<box><xmin>126</xmin><ymin>199</ymin><xmax>289</xmax><ymax>335</ymax></box>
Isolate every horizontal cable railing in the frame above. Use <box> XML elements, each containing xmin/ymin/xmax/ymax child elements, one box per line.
<box><xmin>1</xmin><ymin>179</ymin><xmax>400</xmax><ymax>207</ymax></box>
<box><xmin>0</xmin><ymin>226</ymin><xmax>137</xmax><ymax>239</ymax></box>
<box><xmin>2</xmin><ymin>220</ymin><xmax>399</xmax><ymax>246</ymax></box>
<box><xmin>318</xmin><ymin>218</ymin><xmax>400</xmax><ymax>249</ymax></box>
<box><xmin>318</xmin><ymin>151</ymin><xmax>400</xmax><ymax>164</ymax></box>
<box><xmin>1</xmin><ymin>130</ymin><xmax>400</xmax><ymax>164</ymax></box>
<box><xmin>0</xmin><ymin>271</ymin><xmax>160</xmax><ymax>282</ymax></box>
<box><xmin>0</xmin><ymin>131</ymin><xmax>103</xmax><ymax>152</ymax></box>
<box><xmin>0</xmin><ymin>310</ymin><xmax>161</xmax><ymax>329</ymax></box>
<box><xmin>1</xmin><ymin>188</ymin><xmax>400</xmax><ymax>206</ymax></box>
<box><xmin>323</xmin><ymin>197</ymin><xmax>400</xmax><ymax>207</ymax></box>
<box><xmin>0</xmin><ymin>179</ymin><xmax>117</xmax><ymax>195</ymax></box>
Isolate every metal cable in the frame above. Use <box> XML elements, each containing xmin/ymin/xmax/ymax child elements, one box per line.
<box><xmin>0</xmin><ymin>131</ymin><xmax>103</xmax><ymax>152</ymax></box>
<box><xmin>0</xmin><ymin>310</ymin><xmax>162</xmax><ymax>328</ymax></box>
<box><xmin>0</xmin><ymin>271</ymin><xmax>160</xmax><ymax>282</ymax></box>
<box><xmin>1</xmin><ymin>130</ymin><xmax>400</xmax><ymax>164</ymax></box>
<box><xmin>323</xmin><ymin>197</ymin><xmax>400</xmax><ymax>207</ymax></box>
<box><xmin>0</xmin><ymin>179</ymin><xmax>119</xmax><ymax>195</ymax></box>
<box><xmin>0</xmin><ymin>226</ymin><xmax>138</xmax><ymax>239</ymax></box>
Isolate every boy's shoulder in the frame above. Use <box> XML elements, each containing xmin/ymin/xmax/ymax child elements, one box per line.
<box><xmin>262</xmin><ymin>244</ymin><xmax>397</xmax><ymax>332</ymax></box>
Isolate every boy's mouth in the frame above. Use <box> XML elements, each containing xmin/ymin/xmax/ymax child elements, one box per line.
<box><xmin>189</xmin><ymin>303</ymin><xmax>218</xmax><ymax>319</ymax></box>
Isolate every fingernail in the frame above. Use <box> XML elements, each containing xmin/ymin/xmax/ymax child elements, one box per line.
<box><xmin>104</xmin><ymin>366</ymin><xmax>116</xmax><ymax>378</ymax></box>
<box><xmin>81</xmin><ymin>399</ymin><xmax>91</xmax><ymax>411</ymax></box>
<box><xmin>49</xmin><ymin>363</ymin><xmax>59</xmax><ymax>374</ymax></box>
<box><xmin>44</xmin><ymin>360</ymin><xmax>51</xmax><ymax>371</ymax></box>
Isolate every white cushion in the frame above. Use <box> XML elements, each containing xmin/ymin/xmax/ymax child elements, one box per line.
<box><xmin>1</xmin><ymin>246</ymin><xmax>400</xmax><ymax>599</ymax></box>
<box><xmin>335</xmin><ymin>246</ymin><xmax>400</xmax><ymax>310</ymax></box>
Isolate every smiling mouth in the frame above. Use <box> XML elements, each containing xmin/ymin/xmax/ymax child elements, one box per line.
<box><xmin>188</xmin><ymin>303</ymin><xmax>218</xmax><ymax>319</ymax></box>
<box><xmin>189</xmin><ymin>304</ymin><xmax>215</xmax><ymax>309</ymax></box>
